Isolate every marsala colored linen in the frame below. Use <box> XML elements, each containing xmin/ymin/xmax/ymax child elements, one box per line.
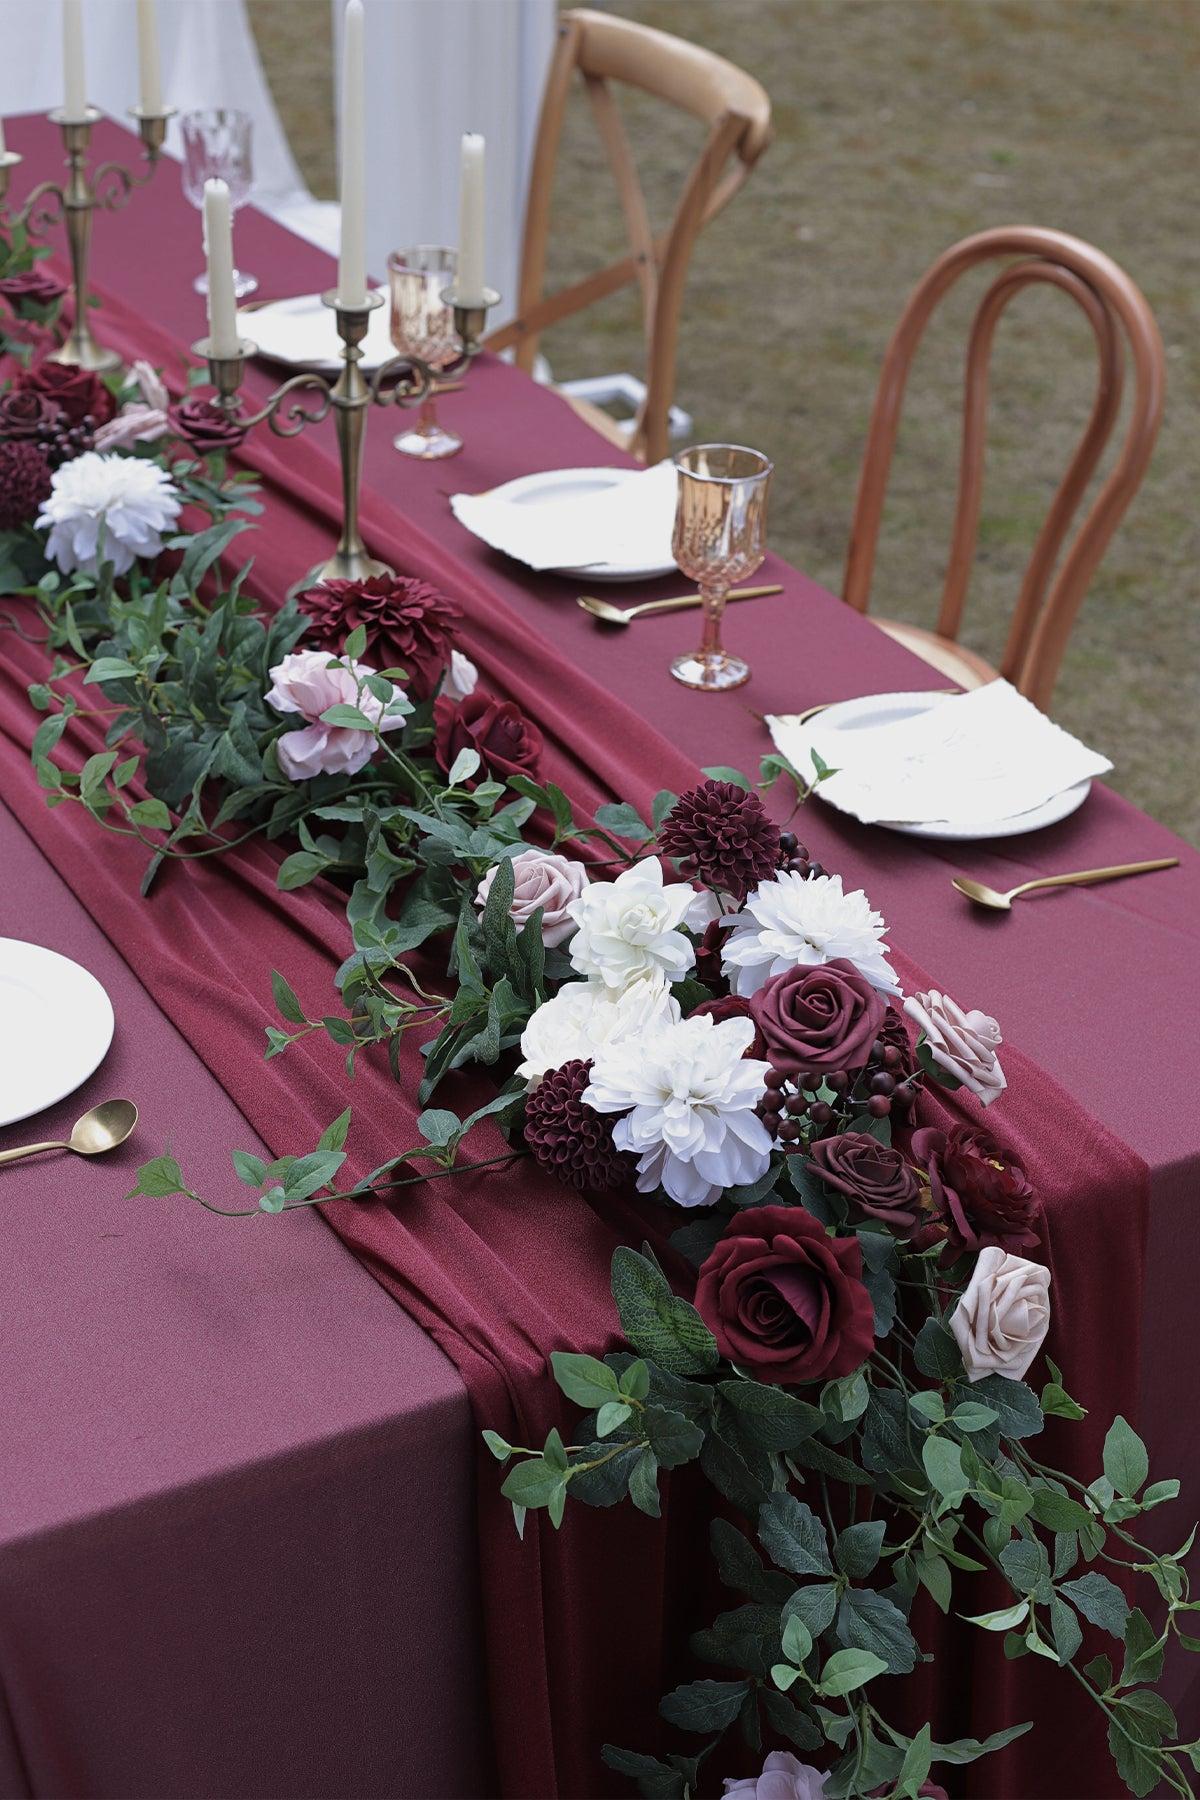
<box><xmin>2</xmin><ymin>114</ymin><xmax>1195</xmax><ymax>1798</ymax></box>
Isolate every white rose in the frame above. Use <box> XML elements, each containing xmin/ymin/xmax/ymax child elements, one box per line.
<box><xmin>443</xmin><ymin>649</ymin><xmax>478</xmax><ymax>702</ymax></box>
<box><xmin>567</xmin><ymin>859</ymin><xmax>707</xmax><ymax>991</ymax></box>
<box><xmin>475</xmin><ymin>848</ymin><xmax>590</xmax><ymax>948</ymax></box>
<box><xmin>950</xmin><ymin>1247</ymin><xmax>1051</xmax><ymax>1382</ymax></box>
<box><xmin>517</xmin><ymin>976</ymin><xmax>681</xmax><ymax>1089</ymax></box>
<box><xmin>904</xmin><ymin>988</ymin><xmax>1006</xmax><ymax>1105</ymax></box>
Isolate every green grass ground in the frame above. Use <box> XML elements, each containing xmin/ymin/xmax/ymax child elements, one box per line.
<box><xmin>249</xmin><ymin>0</ymin><xmax>1199</xmax><ymax>841</ymax></box>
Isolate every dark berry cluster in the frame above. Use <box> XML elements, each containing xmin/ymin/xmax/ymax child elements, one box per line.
<box><xmin>756</xmin><ymin>1027</ymin><xmax>920</xmax><ymax>1146</ymax></box>
<box><xmin>30</xmin><ymin>409</ymin><xmax>96</xmax><ymax>468</ymax></box>
<box><xmin>777</xmin><ymin>831</ymin><xmax>827</xmax><ymax>880</ymax></box>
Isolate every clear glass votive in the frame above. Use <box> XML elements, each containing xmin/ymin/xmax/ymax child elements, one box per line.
<box><xmin>670</xmin><ymin>444</ymin><xmax>773</xmax><ymax>691</ymax></box>
<box><xmin>387</xmin><ymin>246</ymin><xmax>462</xmax><ymax>460</ymax></box>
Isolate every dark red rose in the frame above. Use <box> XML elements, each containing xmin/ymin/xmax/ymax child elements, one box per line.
<box><xmin>0</xmin><ymin>268</ymin><xmax>68</xmax><ymax>316</ymax></box>
<box><xmin>300</xmin><ymin>573</ymin><xmax>461</xmax><ymax>701</ymax></box>
<box><xmin>695</xmin><ymin>1204</ymin><xmax>875</xmax><ymax>1385</ymax></box>
<box><xmin>911</xmin><ymin>1123</ymin><xmax>1038</xmax><ymax>1260</ymax></box>
<box><xmin>691</xmin><ymin>995</ymin><xmax>767</xmax><ymax>1060</ymax></box>
<box><xmin>0</xmin><ymin>388</ymin><xmax>62</xmax><ymax>442</ymax></box>
<box><xmin>750</xmin><ymin>957</ymin><xmax>885</xmax><ymax>1077</ymax></box>
<box><xmin>433</xmin><ymin>689</ymin><xmax>543</xmax><ymax>784</ymax></box>
<box><xmin>169</xmin><ymin>396</ymin><xmax>247</xmax><ymax>454</ymax></box>
<box><xmin>17</xmin><ymin>358</ymin><xmax>114</xmax><ymax>426</ymax></box>
<box><xmin>807</xmin><ymin>1131</ymin><xmax>923</xmax><ymax>1231</ymax></box>
<box><xmin>0</xmin><ymin>440</ymin><xmax>53</xmax><ymax>530</ymax></box>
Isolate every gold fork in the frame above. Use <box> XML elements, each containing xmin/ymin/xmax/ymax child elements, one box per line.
<box><xmin>577</xmin><ymin>584</ymin><xmax>783</xmax><ymax>627</ymax></box>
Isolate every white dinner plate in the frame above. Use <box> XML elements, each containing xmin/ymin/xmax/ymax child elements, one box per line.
<box><xmin>799</xmin><ymin>691</ymin><xmax>1092</xmax><ymax>840</ymax></box>
<box><xmin>472</xmin><ymin>467</ymin><xmax>678</xmax><ymax>583</ymax></box>
<box><xmin>238</xmin><ymin>293</ymin><xmax>396</xmax><ymax>374</ymax></box>
<box><xmin>0</xmin><ymin>939</ymin><xmax>115</xmax><ymax>1128</ymax></box>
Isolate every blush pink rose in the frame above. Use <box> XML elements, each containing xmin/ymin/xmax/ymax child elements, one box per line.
<box><xmin>950</xmin><ymin>1246</ymin><xmax>1051</xmax><ymax>1382</ymax></box>
<box><xmin>724</xmin><ymin>1752</ymin><xmax>828</xmax><ymax>1800</ymax></box>
<box><xmin>94</xmin><ymin>403</ymin><xmax>170</xmax><ymax>451</ymax></box>
<box><xmin>265</xmin><ymin>648</ymin><xmax>404</xmax><ymax>782</ymax></box>
<box><xmin>904</xmin><ymin>987</ymin><xmax>1006</xmax><ymax>1105</ymax></box>
<box><xmin>475</xmin><ymin>847</ymin><xmax>589</xmax><ymax>947</ymax></box>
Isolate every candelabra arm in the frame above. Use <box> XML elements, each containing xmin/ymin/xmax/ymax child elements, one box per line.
<box><xmin>13</xmin><ymin>177</ymin><xmax>67</xmax><ymax>238</ymax></box>
<box><xmin>368</xmin><ymin>351</ymin><xmax>436</xmax><ymax>409</ymax></box>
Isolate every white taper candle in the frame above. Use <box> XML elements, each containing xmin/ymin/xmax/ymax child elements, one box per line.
<box><xmin>62</xmin><ymin>0</ymin><xmax>87</xmax><ymax>122</ymax></box>
<box><xmin>457</xmin><ymin>132</ymin><xmax>486</xmax><ymax>307</ymax></box>
<box><xmin>136</xmin><ymin>0</ymin><xmax>163</xmax><ymax>115</ymax></box>
<box><xmin>203</xmin><ymin>178</ymin><xmax>239</xmax><ymax>358</ymax></box>
<box><xmin>336</xmin><ymin>0</ymin><xmax>366</xmax><ymax>308</ymax></box>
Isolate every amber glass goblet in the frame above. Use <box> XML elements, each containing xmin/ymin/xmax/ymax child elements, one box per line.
<box><xmin>670</xmin><ymin>444</ymin><xmax>773</xmax><ymax>690</ymax></box>
<box><xmin>387</xmin><ymin>246</ymin><xmax>461</xmax><ymax>459</ymax></box>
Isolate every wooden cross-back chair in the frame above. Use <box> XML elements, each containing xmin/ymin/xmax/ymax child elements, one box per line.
<box><xmin>486</xmin><ymin>7</ymin><xmax>771</xmax><ymax>466</ymax></box>
<box><xmin>843</xmin><ymin>226</ymin><xmax>1166</xmax><ymax>711</ymax></box>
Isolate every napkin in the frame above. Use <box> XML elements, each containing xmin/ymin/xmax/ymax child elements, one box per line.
<box><xmin>766</xmin><ymin>680</ymin><xmax>1112</xmax><ymax>826</ymax></box>
<box><xmin>450</xmin><ymin>460</ymin><xmax>678</xmax><ymax>572</ymax></box>
<box><xmin>238</xmin><ymin>292</ymin><xmax>395</xmax><ymax>371</ymax></box>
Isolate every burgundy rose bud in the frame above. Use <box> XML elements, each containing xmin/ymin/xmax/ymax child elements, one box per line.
<box><xmin>658</xmin><ymin>779</ymin><xmax>780</xmax><ymax>903</ymax></box>
<box><xmin>17</xmin><ymin>357</ymin><xmax>114</xmax><ymax>426</ymax></box>
<box><xmin>169</xmin><ymin>396</ymin><xmax>248</xmax><ymax>455</ymax></box>
<box><xmin>750</xmin><ymin>957</ymin><xmax>885</xmax><ymax>1077</ymax></box>
<box><xmin>433</xmin><ymin>689</ymin><xmax>543</xmax><ymax>785</ymax></box>
<box><xmin>524</xmin><ymin>1058</ymin><xmax>633</xmax><ymax>1191</ymax></box>
<box><xmin>691</xmin><ymin>994</ymin><xmax>767</xmax><ymax>1060</ymax></box>
<box><xmin>0</xmin><ymin>388</ymin><xmax>62</xmax><ymax>442</ymax></box>
<box><xmin>0</xmin><ymin>268</ymin><xmax>68</xmax><ymax>317</ymax></box>
<box><xmin>692</xmin><ymin>917</ymin><xmax>727</xmax><ymax>988</ymax></box>
<box><xmin>300</xmin><ymin>573</ymin><xmax>461</xmax><ymax>702</ymax></box>
<box><xmin>695</xmin><ymin>1204</ymin><xmax>875</xmax><ymax>1386</ymax></box>
<box><xmin>911</xmin><ymin>1123</ymin><xmax>1038</xmax><ymax>1261</ymax></box>
<box><xmin>0</xmin><ymin>440</ymin><xmax>53</xmax><ymax>531</ymax></box>
<box><xmin>807</xmin><ymin>1131</ymin><xmax>922</xmax><ymax>1231</ymax></box>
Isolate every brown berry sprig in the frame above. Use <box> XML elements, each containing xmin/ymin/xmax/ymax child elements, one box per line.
<box><xmin>777</xmin><ymin>830</ymin><xmax>826</xmax><ymax>881</ymax></box>
<box><xmin>32</xmin><ymin>410</ymin><xmax>96</xmax><ymax>468</ymax></box>
<box><xmin>756</xmin><ymin>1028</ymin><xmax>922</xmax><ymax>1147</ymax></box>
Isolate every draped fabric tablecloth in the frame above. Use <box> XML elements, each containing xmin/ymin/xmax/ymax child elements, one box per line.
<box><xmin>2</xmin><ymin>115</ymin><xmax>1198</xmax><ymax>1800</ymax></box>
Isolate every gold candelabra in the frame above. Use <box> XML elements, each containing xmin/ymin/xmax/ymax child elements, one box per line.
<box><xmin>194</xmin><ymin>283</ymin><xmax>500</xmax><ymax>583</ymax></box>
<box><xmin>7</xmin><ymin>105</ymin><xmax>175</xmax><ymax>374</ymax></box>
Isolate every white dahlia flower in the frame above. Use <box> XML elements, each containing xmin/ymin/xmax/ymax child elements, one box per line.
<box><xmin>721</xmin><ymin>870</ymin><xmax>900</xmax><ymax>999</ymax></box>
<box><xmin>36</xmin><ymin>450</ymin><xmax>181</xmax><ymax>576</ymax></box>
<box><xmin>517</xmin><ymin>976</ymin><xmax>681</xmax><ymax>1089</ymax></box>
<box><xmin>567</xmin><ymin>858</ymin><xmax>707</xmax><ymax>991</ymax></box>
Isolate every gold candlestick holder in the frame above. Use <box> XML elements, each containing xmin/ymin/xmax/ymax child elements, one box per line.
<box><xmin>194</xmin><ymin>285</ymin><xmax>501</xmax><ymax>583</ymax></box>
<box><xmin>14</xmin><ymin>104</ymin><xmax>176</xmax><ymax>374</ymax></box>
<box><xmin>0</xmin><ymin>151</ymin><xmax>22</xmax><ymax>208</ymax></box>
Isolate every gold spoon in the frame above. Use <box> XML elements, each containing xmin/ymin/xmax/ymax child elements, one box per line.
<box><xmin>953</xmin><ymin>858</ymin><xmax>1179</xmax><ymax>912</ymax></box>
<box><xmin>0</xmin><ymin>1099</ymin><xmax>139</xmax><ymax>1167</ymax></box>
<box><xmin>577</xmin><ymin>583</ymin><xmax>783</xmax><ymax>627</ymax></box>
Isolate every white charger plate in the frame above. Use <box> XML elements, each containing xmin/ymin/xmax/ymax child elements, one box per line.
<box><xmin>0</xmin><ymin>939</ymin><xmax>115</xmax><ymax>1128</ymax></box>
<box><xmin>799</xmin><ymin>691</ymin><xmax>1091</xmax><ymax>841</ymax></box>
<box><xmin>238</xmin><ymin>293</ymin><xmax>396</xmax><ymax>374</ymax></box>
<box><xmin>468</xmin><ymin>467</ymin><xmax>678</xmax><ymax>583</ymax></box>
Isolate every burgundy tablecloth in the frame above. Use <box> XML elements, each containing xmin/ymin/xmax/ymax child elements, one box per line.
<box><xmin>3</xmin><ymin>114</ymin><xmax>1198</xmax><ymax>1800</ymax></box>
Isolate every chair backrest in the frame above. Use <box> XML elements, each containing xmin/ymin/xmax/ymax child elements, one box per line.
<box><xmin>842</xmin><ymin>227</ymin><xmax>1165</xmax><ymax>711</ymax></box>
<box><xmin>485</xmin><ymin>7</ymin><xmax>771</xmax><ymax>464</ymax></box>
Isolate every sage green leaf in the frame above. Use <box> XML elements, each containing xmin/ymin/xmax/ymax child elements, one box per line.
<box><xmin>922</xmin><ymin>1435</ymin><xmax>969</xmax><ymax>1505</ymax></box>
<box><xmin>629</xmin><ymin>1447</ymin><xmax>660</xmax><ymax>1517</ymax></box>
<box><xmin>1050</xmin><ymin>1594</ymin><xmax>1083</xmax><ymax>1665</ymax></box>
<box><xmin>1061</xmin><ymin>1571</ymin><xmax>1130</xmax><ymax>1639</ymax></box>
<box><xmin>700</xmin><ymin>764</ymin><xmax>751</xmax><ymax>790</ymax></box>
<box><xmin>916</xmin><ymin>1551</ymin><xmax>952</xmax><ymax>1614</ymax></box>
<box><xmin>270</xmin><ymin>968</ymin><xmax>306</xmax><ymax>1024</ymax></box>
<box><xmin>1107</xmin><ymin>1715</ymin><xmax>1161</xmax><ymax>1799</ymax></box>
<box><xmin>1103</xmin><ymin>1414</ymin><xmax>1149</xmax><ymax>1498</ymax></box>
<box><xmin>962</xmin><ymin>1599</ymin><xmax>1030</xmax><ymax>1631</ymax></box>
<box><xmin>481</xmin><ymin>1430</ymin><xmax>512</xmax><ymax>1463</ymax></box>
<box><xmin>816</xmin><ymin>1648</ymin><xmax>887</xmax><ymax>1697</ymax></box>
<box><xmin>659</xmin><ymin>1678</ymin><xmax>749</xmax><ymax>1733</ymax></box>
<box><xmin>593</xmin><ymin>800</ymin><xmax>652</xmax><ymax>841</ymax></box>
<box><xmin>1121</xmin><ymin>1607</ymin><xmax>1165</xmax><ymax>1686</ymax></box>
<box><xmin>757</xmin><ymin>1493</ymin><xmax>834</xmax><ymax>1578</ymax></box>
<box><xmin>596</xmin><ymin>1401</ymin><xmax>633</xmax><ymax>1437</ymax></box>
<box><xmin>1029</xmin><ymin>1486</ymin><xmax>1094</xmax><ymax>1532</ymax></box>
<box><xmin>126</xmin><ymin>1153</ymin><xmax>186</xmax><ymax>1199</ymax></box>
<box><xmin>999</xmin><ymin>1537</ymin><xmax>1050</xmax><ymax>1598</ymax></box>
<box><xmin>550</xmin><ymin>1351</ymin><xmax>621</xmax><ymax>1410</ymax></box>
<box><xmin>914</xmin><ymin>1317</ymin><xmax>964</xmax><ymax>1381</ymax></box>
<box><xmin>759</xmin><ymin>1688</ymin><xmax>823</xmax><ymax>1751</ymax></box>
<box><xmin>784</xmin><ymin>1582</ymin><xmax>839</xmax><ymax>1641</ymax></box>
<box><xmin>501</xmin><ymin>1457</ymin><xmax>561</xmax><ymax>1508</ymax></box>
<box><xmin>717</xmin><ymin>1378</ymin><xmax>823</xmax><ymax>1452</ymax></box>
<box><xmin>898</xmin><ymin>1723</ymin><xmax>933</xmax><ymax>1793</ymax></box>
<box><xmin>600</xmin><ymin>1745</ymin><xmax>687</xmax><ymax>1800</ymax></box>
<box><xmin>642</xmin><ymin>1405</ymin><xmax>705</xmax><ymax>1468</ymax></box>
<box><xmin>317</xmin><ymin>1107</ymin><xmax>352</xmax><ymax>1153</ymax></box>
<box><xmin>835</xmin><ymin>1586</ymin><xmax>919</xmax><ymax>1675</ymax></box>
<box><xmin>610</xmin><ymin>1247</ymin><xmax>719</xmax><ymax>1377</ymax></box>
<box><xmin>128</xmin><ymin>796</ymin><xmax>172</xmax><ymax>830</ymax></box>
<box><xmin>231</xmin><ymin>1150</ymin><xmax>267</xmax><ymax>1188</ymax></box>
<box><xmin>281</xmin><ymin>1148</ymin><xmax>345</xmax><ymax>1201</ymax></box>
<box><xmin>968</xmin><ymin>1373</ymin><xmax>1044</xmax><ymax>1439</ymax></box>
<box><xmin>833</xmin><ymin>1519</ymin><xmax>886</xmax><ymax>1579</ymax></box>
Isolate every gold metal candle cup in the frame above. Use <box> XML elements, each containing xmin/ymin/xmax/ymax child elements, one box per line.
<box><xmin>316</xmin><ymin>288</ymin><xmax>394</xmax><ymax>582</ymax></box>
<box><xmin>669</xmin><ymin>444</ymin><xmax>773</xmax><ymax>692</ymax></box>
<box><xmin>440</xmin><ymin>284</ymin><xmax>501</xmax><ymax>365</ymax></box>
<box><xmin>190</xmin><ymin>333</ymin><xmax>256</xmax><ymax>417</ymax></box>
<box><xmin>129</xmin><ymin>105</ymin><xmax>177</xmax><ymax>165</ymax></box>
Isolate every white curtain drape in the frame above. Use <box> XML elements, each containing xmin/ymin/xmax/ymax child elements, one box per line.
<box><xmin>338</xmin><ymin>0</ymin><xmax>555</xmax><ymax>323</ymax></box>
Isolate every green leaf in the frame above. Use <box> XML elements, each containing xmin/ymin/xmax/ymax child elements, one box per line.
<box><xmin>1121</xmin><ymin>1607</ymin><xmax>1165</xmax><ymax>1686</ymax></box>
<box><xmin>126</xmin><ymin>1153</ymin><xmax>187</xmax><ymax>1199</ymax></box>
<box><xmin>1029</xmin><ymin>1487</ymin><xmax>1094</xmax><ymax>1532</ymax></box>
<box><xmin>642</xmin><ymin>1404</ymin><xmax>705</xmax><ymax>1468</ymax></box>
<box><xmin>600</xmin><ymin>1746</ymin><xmax>687</xmax><ymax>1800</ymax></box>
<box><xmin>1141</xmin><ymin>1478</ymin><xmax>1180</xmax><ymax>1508</ymax></box>
<box><xmin>481</xmin><ymin>1430</ymin><xmax>512</xmax><ymax>1463</ymax></box>
<box><xmin>417</xmin><ymin>1108</ymin><xmax>460</xmax><ymax>1148</ymax></box>
<box><xmin>833</xmin><ymin>1519</ymin><xmax>886</xmax><ymax>1579</ymax></box>
<box><xmin>83</xmin><ymin>656</ymin><xmax>139</xmax><ymax>684</ymax></box>
<box><xmin>343</xmin><ymin>623</ymin><xmax>368</xmax><ymax>660</ymax></box>
<box><xmin>923</xmin><ymin>1435</ymin><xmax>969</xmax><ymax>1505</ymax></box>
<box><xmin>950</xmin><ymin>1401</ymin><xmax>999</xmax><ymax>1433</ymax></box>
<box><xmin>1107</xmin><ymin>1715</ymin><xmax>1161</xmax><ymax>1799</ymax></box>
<box><xmin>963</xmin><ymin>1600</ymin><xmax>1030</xmax><ymax>1631</ymax></box>
<box><xmin>700</xmin><ymin>765</ymin><xmax>752</xmax><ymax>790</ymax></box>
<box><xmin>629</xmin><ymin>1447</ymin><xmax>660</xmax><ymax>1517</ymax></box>
<box><xmin>1049</xmin><ymin>1593</ymin><xmax>1083</xmax><ymax>1665</ymax></box>
<box><xmin>1103</xmin><ymin>1415</ymin><xmax>1149</xmax><ymax>1498</ymax></box>
<box><xmin>231</xmin><ymin>1150</ymin><xmax>267</xmax><ymax>1187</ymax></box>
<box><xmin>319</xmin><ymin>702</ymin><xmax>377</xmax><ymax>730</ymax></box>
<box><xmin>593</xmin><ymin>800</ymin><xmax>652</xmax><ymax>842</ymax></box>
<box><xmin>1000</xmin><ymin>1537</ymin><xmax>1050</xmax><ymax>1598</ymax></box>
<box><xmin>659</xmin><ymin>1678</ymin><xmax>749</xmax><ymax>1734</ymax></box>
<box><xmin>916</xmin><ymin>1550</ymin><xmax>952</xmax><ymax>1614</ymax></box>
<box><xmin>610</xmin><ymin>1247</ymin><xmax>719</xmax><ymax>1377</ymax></box>
<box><xmin>127</xmin><ymin>796</ymin><xmax>173</xmax><ymax>830</ymax></box>
<box><xmin>783</xmin><ymin>1582</ymin><xmax>839</xmax><ymax>1641</ymax></box>
<box><xmin>816</xmin><ymin>1648</ymin><xmax>887</xmax><ymax>1697</ymax></box>
<box><xmin>781</xmin><ymin>1613</ymin><xmax>813</xmax><ymax>1665</ymax></box>
<box><xmin>281</xmin><ymin>1148</ymin><xmax>345</xmax><ymax>1202</ymax></box>
<box><xmin>317</xmin><ymin>1107</ymin><xmax>352</xmax><ymax>1153</ymax></box>
<box><xmin>551</xmin><ymin>1351</ymin><xmax>621</xmax><ymax>1410</ymax></box>
<box><xmin>277</xmin><ymin>850</ymin><xmax>330</xmax><ymax>891</ymax></box>
<box><xmin>1061</xmin><ymin>1571</ymin><xmax>1130</xmax><ymax>1640</ymax></box>
<box><xmin>835</xmin><ymin>1586</ymin><xmax>919</xmax><ymax>1675</ymax></box>
<box><xmin>759</xmin><ymin>1687</ymin><xmax>823</xmax><ymax>1752</ymax></box>
<box><xmin>968</xmin><ymin>1373</ymin><xmax>1044</xmax><ymax>1439</ymax></box>
<box><xmin>595</xmin><ymin>1401</ymin><xmax>633</xmax><ymax>1438</ymax></box>
<box><xmin>717</xmin><ymin>1379</ymin><xmax>822</xmax><ymax>1452</ymax></box>
<box><xmin>898</xmin><ymin>1723</ymin><xmax>933</xmax><ymax>1795</ymax></box>
<box><xmin>80</xmin><ymin>750</ymin><xmax>118</xmax><ymax>798</ymax></box>
<box><xmin>757</xmin><ymin>1493</ymin><xmax>834</xmax><ymax>1578</ymax></box>
<box><xmin>270</xmin><ymin>968</ymin><xmax>306</xmax><ymax>1025</ymax></box>
<box><xmin>501</xmin><ymin>1457</ymin><xmax>563</xmax><ymax>1509</ymax></box>
<box><xmin>913</xmin><ymin>1317</ymin><xmax>964</xmax><ymax>1382</ymax></box>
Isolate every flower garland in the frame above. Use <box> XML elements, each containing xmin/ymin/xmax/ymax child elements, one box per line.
<box><xmin>3</xmin><ymin>219</ymin><xmax>1198</xmax><ymax>1800</ymax></box>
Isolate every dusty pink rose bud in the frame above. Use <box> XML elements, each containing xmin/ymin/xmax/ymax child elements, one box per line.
<box><xmin>265</xmin><ymin>648</ymin><xmax>405</xmax><ymax>782</ymax></box>
<box><xmin>950</xmin><ymin>1246</ymin><xmax>1051</xmax><ymax>1382</ymax></box>
<box><xmin>132</xmin><ymin>360</ymin><xmax>170</xmax><ymax>412</ymax></box>
<box><xmin>443</xmin><ymin>648</ymin><xmax>478</xmax><ymax>702</ymax></box>
<box><xmin>475</xmin><ymin>847</ymin><xmax>589</xmax><ymax>947</ymax></box>
<box><xmin>94</xmin><ymin>403</ymin><xmax>170</xmax><ymax>451</ymax></box>
<box><xmin>904</xmin><ymin>987</ymin><xmax>1006</xmax><ymax>1105</ymax></box>
<box><xmin>723</xmin><ymin>1752</ymin><xmax>830</xmax><ymax>1800</ymax></box>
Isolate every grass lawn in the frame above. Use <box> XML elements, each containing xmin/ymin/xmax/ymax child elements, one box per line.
<box><xmin>250</xmin><ymin>0</ymin><xmax>1199</xmax><ymax>841</ymax></box>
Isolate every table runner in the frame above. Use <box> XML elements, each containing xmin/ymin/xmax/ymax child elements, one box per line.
<box><xmin>0</xmin><ymin>115</ymin><xmax>1186</xmax><ymax>1798</ymax></box>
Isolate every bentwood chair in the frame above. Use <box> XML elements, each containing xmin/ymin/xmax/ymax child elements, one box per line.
<box><xmin>485</xmin><ymin>8</ymin><xmax>771</xmax><ymax>466</ymax></box>
<box><xmin>842</xmin><ymin>227</ymin><xmax>1166</xmax><ymax>711</ymax></box>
